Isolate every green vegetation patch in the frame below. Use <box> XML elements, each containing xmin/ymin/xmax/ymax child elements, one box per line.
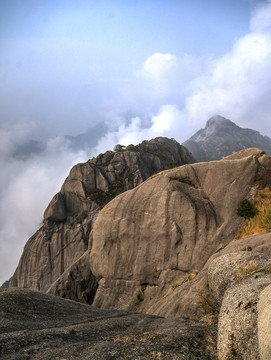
<box><xmin>237</xmin><ymin>199</ymin><xmax>258</xmax><ymax>219</ymax></box>
<box><xmin>237</xmin><ymin>188</ymin><xmax>271</xmax><ymax>238</ymax></box>
<box><xmin>170</xmin><ymin>177</ymin><xmax>196</xmax><ymax>188</ymax></box>
<box><xmin>76</xmin><ymin>210</ymin><xmax>88</xmax><ymax>224</ymax></box>
<box><xmin>196</xmin><ymin>291</ymin><xmax>219</xmax><ymax>317</ymax></box>
<box><xmin>162</xmin><ymin>159</ymin><xmax>178</xmax><ymax>170</ymax></box>
<box><xmin>88</xmin><ymin>181</ymin><xmax>125</xmax><ymax>208</ymax></box>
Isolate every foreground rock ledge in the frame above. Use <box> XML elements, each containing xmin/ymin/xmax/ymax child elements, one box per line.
<box><xmin>0</xmin><ymin>288</ymin><xmax>217</xmax><ymax>360</ymax></box>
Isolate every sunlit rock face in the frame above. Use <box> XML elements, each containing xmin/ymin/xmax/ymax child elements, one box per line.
<box><xmin>89</xmin><ymin>149</ymin><xmax>270</xmax><ymax>318</ymax></box>
<box><xmin>183</xmin><ymin>115</ymin><xmax>271</xmax><ymax>162</ymax></box>
<box><xmin>10</xmin><ymin>137</ymin><xmax>195</xmax><ymax>293</ymax></box>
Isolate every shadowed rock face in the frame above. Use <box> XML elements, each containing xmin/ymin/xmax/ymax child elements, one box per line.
<box><xmin>10</xmin><ymin>137</ymin><xmax>195</xmax><ymax>293</ymax></box>
<box><xmin>89</xmin><ymin>149</ymin><xmax>270</xmax><ymax>318</ymax></box>
<box><xmin>47</xmin><ymin>250</ymin><xmax>98</xmax><ymax>304</ymax></box>
<box><xmin>183</xmin><ymin>115</ymin><xmax>271</xmax><ymax>161</ymax></box>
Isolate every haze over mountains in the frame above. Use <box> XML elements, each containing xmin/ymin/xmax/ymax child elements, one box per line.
<box><xmin>2</xmin><ymin>115</ymin><xmax>271</xmax><ymax>287</ymax></box>
<box><xmin>9</xmin><ymin>115</ymin><xmax>271</xmax><ymax>163</ymax></box>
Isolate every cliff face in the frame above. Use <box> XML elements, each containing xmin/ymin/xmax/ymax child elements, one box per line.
<box><xmin>8</xmin><ymin>139</ymin><xmax>271</xmax><ymax>360</ymax></box>
<box><xmin>7</xmin><ymin>142</ymin><xmax>271</xmax><ymax>359</ymax></box>
<box><xmin>183</xmin><ymin>115</ymin><xmax>271</xmax><ymax>161</ymax></box>
<box><xmin>10</xmin><ymin>137</ymin><xmax>195</xmax><ymax>291</ymax></box>
<box><xmin>46</xmin><ymin>148</ymin><xmax>271</xmax><ymax>321</ymax></box>
<box><xmin>88</xmin><ymin>148</ymin><xmax>270</xmax><ymax>318</ymax></box>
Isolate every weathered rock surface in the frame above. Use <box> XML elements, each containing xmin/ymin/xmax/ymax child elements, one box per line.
<box><xmin>217</xmin><ymin>270</ymin><xmax>271</xmax><ymax>360</ymax></box>
<box><xmin>183</xmin><ymin>115</ymin><xmax>271</xmax><ymax>162</ymax></box>
<box><xmin>47</xmin><ymin>250</ymin><xmax>98</xmax><ymax>304</ymax></box>
<box><xmin>0</xmin><ymin>288</ymin><xmax>217</xmax><ymax>360</ymax></box>
<box><xmin>208</xmin><ymin>252</ymin><xmax>271</xmax><ymax>304</ymax></box>
<box><xmin>258</xmin><ymin>284</ymin><xmax>271</xmax><ymax>360</ymax></box>
<box><xmin>10</xmin><ymin>137</ymin><xmax>195</xmax><ymax>292</ymax></box>
<box><xmin>89</xmin><ymin>148</ymin><xmax>268</xmax><ymax>318</ymax></box>
<box><xmin>204</xmin><ymin>249</ymin><xmax>271</xmax><ymax>360</ymax></box>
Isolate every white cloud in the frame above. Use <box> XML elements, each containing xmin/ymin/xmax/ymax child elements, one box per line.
<box><xmin>0</xmin><ymin>131</ymin><xmax>89</xmax><ymax>285</ymax></box>
<box><xmin>131</xmin><ymin>52</ymin><xmax>206</xmax><ymax>104</ymax></box>
<box><xmin>185</xmin><ymin>13</ymin><xmax>271</xmax><ymax>131</ymax></box>
<box><xmin>141</xmin><ymin>53</ymin><xmax>177</xmax><ymax>76</ymax></box>
<box><xmin>151</xmin><ymin>105</ymin><xmax>180</xmax><ymax>134</ymax></box>
<box><xmin>250</xmin><ymin>1</ymin><xmax>271</xmax><ymax>32</ymax></box>
<box><xmin>93</xmin><ymin>104</ymin><xmax>188</xmax><ymax>154</ymax></box>
<box><xmin>114</xmin><ymin>0</ymin><xmax>271</xmax><ymax>140</ymax></box>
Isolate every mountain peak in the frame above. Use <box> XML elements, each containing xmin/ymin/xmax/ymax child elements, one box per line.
<box><xmin>183</xmin><ymin>115</ymin><xmax>271</xmax><ymax>162</ymax></box>
<box><xmin>205</xmin><ymin>115</ymin><xmax>237</xmax><ymax>135</ymax></box>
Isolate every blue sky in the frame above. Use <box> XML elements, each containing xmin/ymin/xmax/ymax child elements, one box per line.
<box><xmin>0</xmin><ymin>0</ymin><xmax>258</xmax><ymax>137</ymax></box>
<box><xmin>1</xmin><ymin>0</ymin><xmax>271</xmax><ymax>284</ymax></box>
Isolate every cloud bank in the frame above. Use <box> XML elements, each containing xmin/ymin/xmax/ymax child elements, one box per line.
<box><xmin>94</xmin><ymin>0</ymin><xmax>271</xmax><ymax>154</ymax></box>
<box><xmin>0</xmin><ymin>129</ymin><xmax>89</xmax><ymax>284</ymax></box>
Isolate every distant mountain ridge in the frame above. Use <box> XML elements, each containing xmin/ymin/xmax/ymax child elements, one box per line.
<box><xmin>183</xmin><ymin>115</ymin><xmax>271</xmax><ymax>162</ymax></box>
<box><xmin>11</xmin><ymin>122</ymin><xmax>109</xmax><ymax>160</ymax></box>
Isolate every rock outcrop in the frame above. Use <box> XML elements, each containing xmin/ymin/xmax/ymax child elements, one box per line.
<box><xmin>208</xmin><ymin>251</ymin><xmax>271</xmax><ymax>360</ymax></box>
<box><xmin>88</xmin><ymin>148</ymin><xmax>270</xmax><ymax>319</ymax></box>
<box><xmin>258</xmin><ymin>284</ymin><xmax>271</xmax><ymax>360</ymax></box>
<box><xmin>8</xmin><ymin>140</ymin><xmax>271</xmax><ymax>359</ymax></box>
<box><xmin>183</xmin><ymin>115</ymin><xmax>271</xmax><ymax>161</ymax></box>
<box><xmin>10</xmin><ymin>137</ymin><xmax>195</xmax><ymax>293</ymax></box>
<box><xmin>208</xmin><ymin>252</ymin><xmax>271</xmax><ymax>304</ymax></box>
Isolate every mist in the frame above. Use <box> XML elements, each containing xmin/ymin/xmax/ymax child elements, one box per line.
<box><xmin>94</xmin><ymin>1</ymin><xmax>271</xmax><ymax>153</ymax></box>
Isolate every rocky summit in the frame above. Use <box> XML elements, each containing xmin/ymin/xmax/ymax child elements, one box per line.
<box><xmin>6</xmin><ymin>138</ymin><xmax>271</xmax><ymax>359</ymax></box>
<box><xmin>183</xmin><ymin>115</ymin><xmax>271</xmax><ymax>162</ymax></box>
<box><xmin>10</xmin><ymin>137</ymin><xmax>195</xmax><ymax>293</ymax></box>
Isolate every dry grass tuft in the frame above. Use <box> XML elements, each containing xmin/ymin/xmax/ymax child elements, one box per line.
<box><xmin>187</xmin><ymin>272</ymin><xmax>198</xmax><ymax>281</ymax></box>
<box><xmin>171</xmin><ymin>272</ymin><xmax>198</xmax><ymax>290</ymax></box>
<box><xmin>67</xmin><ymin>327</ymin><xmax>76</xmax><ymax>335</ymax></box>
<box><xmin>150</xmin><ymin>351</ymin><xmax>162</xmax><ymax>359</ymax></box>
<box><xmin>114</xmin><ymin>332</ymin><xmax>160</xmax><ymax>343</ymax></box>
<box><xmin>236</xmin><ymin>188</ymin><xmax>271</xmax><ymax>239</ymax></box>
<box><xmin>234</xmin><ymin>260</ymin><xmax>258</xmax><ymax>283</ymax></box>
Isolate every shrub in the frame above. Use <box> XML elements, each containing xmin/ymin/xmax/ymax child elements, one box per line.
<box><xmin>197</xmin><ymin>291</ymin><xmax>219</xmax><ymax>316</ymax></box>
<box><xmin>243</xmin><ymin>246</ymin><xmax>252</xmax><ymax>251</ymax></box>
<box><xmin>237</xmin><ymin>199</ymin><xmax>258</xmax><ymax>219</ymax></box>
<box><xmin>76</xmin><ymin>210</ymin><xmax>88</xmax><ymax>224</ymax></box>
<box><xmin>114</xmin><ymin>144</ymin><xmax>126</xmax><ymax>152</ymax></box>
